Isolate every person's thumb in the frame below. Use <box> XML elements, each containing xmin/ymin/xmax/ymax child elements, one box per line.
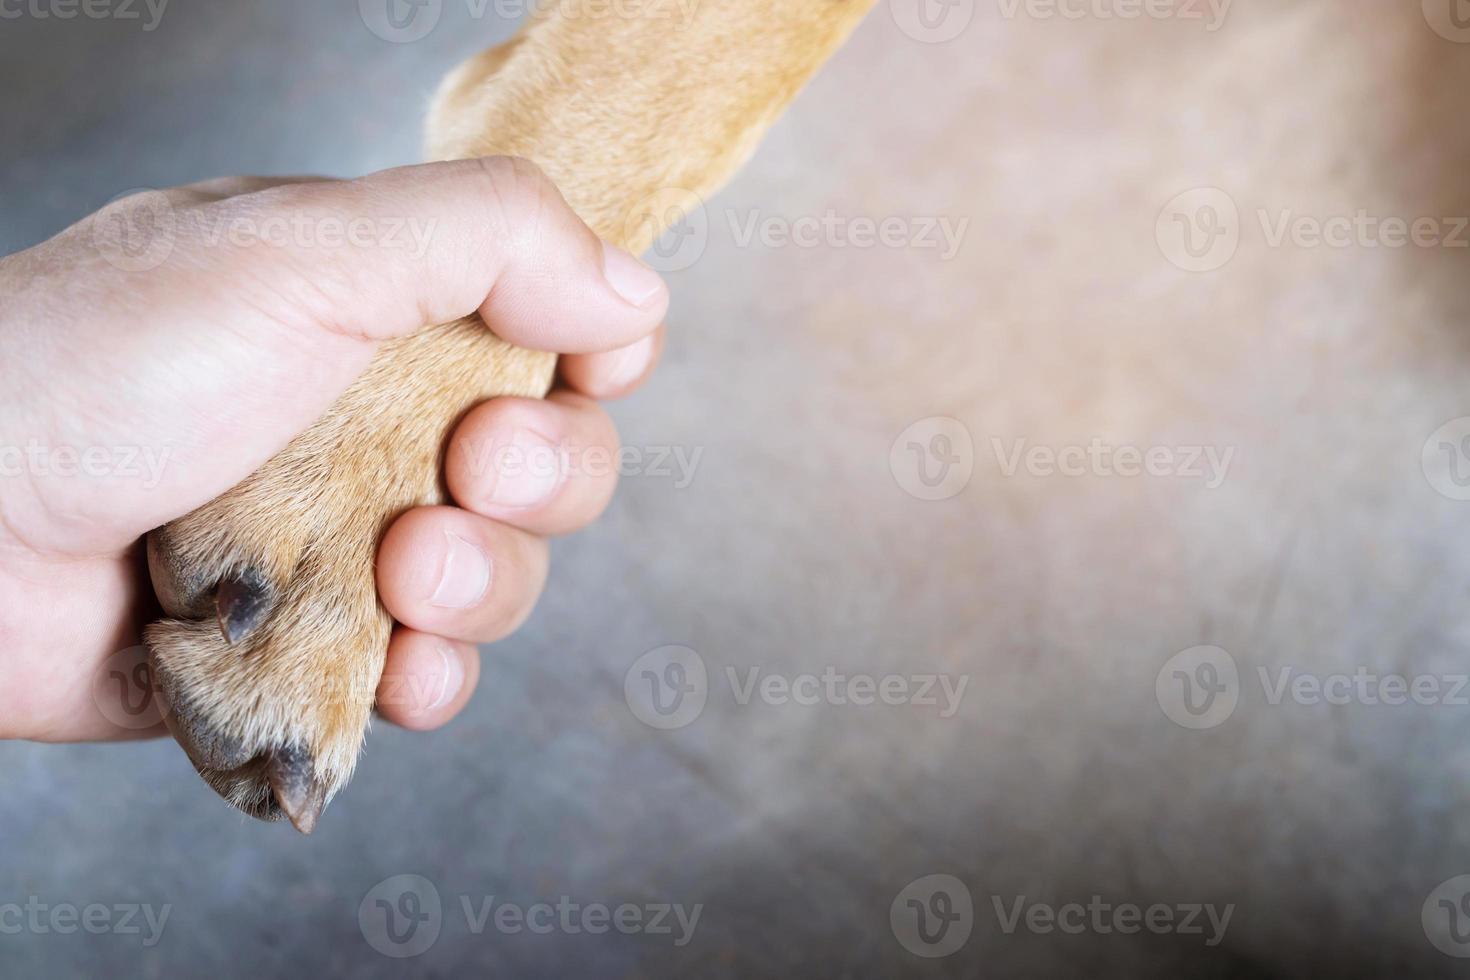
<box><xmin>0</xmin><ymin>156</ymin><xmax>667</xmax><ymax>555</ymax></box>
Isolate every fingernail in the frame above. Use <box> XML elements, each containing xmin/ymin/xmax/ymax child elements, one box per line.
<box><xmin>489</xmin><ymin>429</ymin><xmax>565</xmax><ymax>509</ymax></box>
<box><xmin>430</xmin><ymin>531</ymin><xmax>491</xmax><ymax>609</ymax></box>
<box><xmin>605</xmin><ymin>334</ymin><xmax>657</xmax><ymax>389</ymax></box>
<box><xmin>601</xmin><ymin>240</ymin><xmax>665</xmax><ymax>308</ymax></box>
<box><xmin>425</xmin><ymin>644</ymin><xmax>466</xmax><ymax>713</ymax></box>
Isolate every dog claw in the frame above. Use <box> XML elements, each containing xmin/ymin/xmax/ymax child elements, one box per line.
<box><xmin>216</xmin><ymin>569</ymin><xmax>272</xmax><ymax>646</ymax></box>
<box><xmin>267</xmin><ymin>745</ymin><xmax>329</xmax><ymax>835</ymax></box>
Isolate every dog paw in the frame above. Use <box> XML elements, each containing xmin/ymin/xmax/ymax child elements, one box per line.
<box><xmin>143</xmin><ymin>460</ymin><xmax>390</xmax><ymax>833</ymax></box>
<box><xmin>141</xmin><ymin>325</ymin><xmax>556</xmax><ymax>833</ymax></box>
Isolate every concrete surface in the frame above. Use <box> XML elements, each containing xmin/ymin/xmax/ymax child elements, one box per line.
<box><xmin>4</xmin><ymin>0</ymin><xmax>1470</xmax><ymax>976</ymax></box>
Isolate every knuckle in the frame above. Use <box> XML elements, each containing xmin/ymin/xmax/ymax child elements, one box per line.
<box><xmin>469</xmin><ymin>155</ymin><xmax>560</xmax><ymax>250</ymax></box>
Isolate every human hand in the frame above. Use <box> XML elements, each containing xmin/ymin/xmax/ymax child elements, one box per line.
<box><xmin>0</xmin><ymin>158</ymin><xmax>667</xmax><ymax>742</ymax></box>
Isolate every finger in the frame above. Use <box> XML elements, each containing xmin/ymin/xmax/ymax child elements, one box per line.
<box><xmin>444</xmin><ymin>391</ymin><xmax>620</xmax><ymax>537</ymax></box>
<box><xmin>375</xmin><ymin>629</ymin><xmax>480</xmax><ymax>731</ymax></box>
<box><xmin>558</xmin><ymin>326</ymin><xmax>665</xmax><ymax>400</ymax></box>
<box><xmin>169</xmin><ymin>155</ymin><xmax>669</xmax><ymax>351</ymax></box>
<box><xmin>376</xmin><ymin>505</ymin><xmax>549</xmax><ymax>644</ymax></box>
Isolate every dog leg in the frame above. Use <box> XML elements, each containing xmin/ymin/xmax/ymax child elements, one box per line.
<box><xmin>144</xmin><ymin>0</ymin><xmax>876</xmax><ymax>831</ymax></box>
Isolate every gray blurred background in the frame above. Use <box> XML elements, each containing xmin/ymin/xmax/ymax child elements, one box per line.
<box><xmin>5</xmin><ymin>0</ymin><xmax>1470</xmax><ymax>976</ymax></box>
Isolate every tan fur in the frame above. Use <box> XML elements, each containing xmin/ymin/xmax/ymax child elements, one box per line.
<box><xmin>143</xmin><ymin>0</ymin><xmax>876</xmax><ymax>822</ymax></box>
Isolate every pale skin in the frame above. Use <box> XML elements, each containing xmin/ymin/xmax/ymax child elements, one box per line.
<box><xmin>0</xmin><ymin>157</ymin><xmax>668</xmax><ymax>743</ymax></box>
